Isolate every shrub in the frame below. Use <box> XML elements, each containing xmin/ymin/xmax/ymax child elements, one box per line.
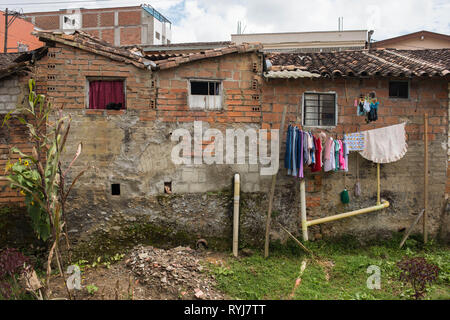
<box><xmin>397</xmin><ymin>257</ymin><xmax>440</xmax><ymax>299</ymax></box>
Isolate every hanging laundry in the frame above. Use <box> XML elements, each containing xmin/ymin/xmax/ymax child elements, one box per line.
<box><xmin>297</xmin><ymin>129</ymin><xmax>304</xmax><ymax>178</ymax></box>
<box><xmin>359</xmin><ymin>123</ymin><xmax>407</xmax><ymax>164</ymax></box>
<box><xmin>344</xmin><ymin>132</ymin><xmax>365</xmax><ymax>151</ymax></box>
<box><xmin>303</xmin><ymin>131</ymin><xmax>310</xmax><ymax>165</ymax></box>
<box><xmin>285</xmin><ymin>125</ymin><xmax>293</xmax><ymax>173</ymax></box>
<box><xmin>334</xmin><ymin>140</ymin><xmax>340</xmax><ymax>171</ymax></box>
<box><xmin>367</xmin><ymin>100</ymin><xmax>379</xmax><ymax>122</ymax></box>
<box><xmin>338</xmin><ymin>140</ymin><xmax>346</xmax><ymax>170</ymax></box>
<box><xmin>323</xmin><ymin>137</ymin><xmax>334</xmax><ymax>172</ymax></box>
<box><xmin>311</xmin><ymin>136</ymin><xmax>322</xmax><ymax>172</ymax></box>
<box><xmin>343</xmin><ymin>140</ymin><xmax>349</xmax><ymax>172</ymax></box>
<box><xmin>363</xmin><ymin>100</ymin><xmax>371</xmax><ymax>113</ymax></box>
<box><xmin>310</xmin><ymin>133</ymin><xmax>316</xmax><ymax>165</ymax></box>
<box><xmin>331</xmin><ymin>140</ymin><xmax>336</xmax><ymax>171</ymax></box>
<box><xmin>357</xmin><ymin>95</ymin><xmax>366</xmax><ymax>116</ymax></box>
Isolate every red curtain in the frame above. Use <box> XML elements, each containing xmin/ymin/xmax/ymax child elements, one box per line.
<box><xmin>89</xmin><ymin>80</ymin><xmax>125</xmax><ymax>109</ymax></box>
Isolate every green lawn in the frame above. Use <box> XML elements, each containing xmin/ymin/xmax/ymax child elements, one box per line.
<box><xmin>207</xmin><ymin>235</ymin><xmax>450</xmax><ymax>300</ymax></box>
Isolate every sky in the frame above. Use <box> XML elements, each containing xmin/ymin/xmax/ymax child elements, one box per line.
<box><xmin>0</xmin><ymin>0</ymin><xmax>449</xmax><ymax>43</ymax></box>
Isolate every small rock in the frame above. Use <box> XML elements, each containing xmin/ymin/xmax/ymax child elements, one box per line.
<box><xmin>194</xmin><ymin>290</ymin><xmax>205</xmax><ymax>299</ymax></box>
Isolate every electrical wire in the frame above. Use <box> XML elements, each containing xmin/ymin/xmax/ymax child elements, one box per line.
<box><xmin>1</xmin><ymin>0</ymin><xmax>110</xmax><ymax>5</ymax></box>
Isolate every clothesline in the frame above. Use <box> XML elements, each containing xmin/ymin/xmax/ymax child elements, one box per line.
<box><xmin>284</xmin><ymin>122</ymin><xmax>408</xmax><ymax>177</ymax></box>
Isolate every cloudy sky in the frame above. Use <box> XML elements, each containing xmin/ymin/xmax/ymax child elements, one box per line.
<box><xmin>1</xmin><ymin>0</ymin><xmax>449</xmax><ymax>43</ymax></box>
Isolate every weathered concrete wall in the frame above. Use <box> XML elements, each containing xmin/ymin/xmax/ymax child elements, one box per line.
<box><xmin>0</xmin><ymin>76</ymin><xmax>22</xmax><ymax>113</ymax></box>
<box><xmin>1</xmin><ymin>42</ymin><xmax>449</xmax><ymax>254</ymax></box>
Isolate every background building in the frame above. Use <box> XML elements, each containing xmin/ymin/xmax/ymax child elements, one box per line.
<box><xmin>0</xmin><ymin>10</ymin><xmax>43</xmax><ymax>53</ymax></box>
<box><xmin>23</xmin><ymin>4</ymin><xmax>171</xmax><ymax>47</ymax></box>
<box><xmin>371</xmin><ymin>30</ymin><xmax>450</xmax><ymax>50</ymax></box>
<box><xmin>231</xmin><ymin>30</ymin><xmax>368</xmax><ymax>53</ymax></box>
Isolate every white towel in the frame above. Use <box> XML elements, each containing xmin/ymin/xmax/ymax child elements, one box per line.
<box><xmin>359</xmin><ymin>123</ymin><xmax>408</xmax><ymax>164</ymax></box>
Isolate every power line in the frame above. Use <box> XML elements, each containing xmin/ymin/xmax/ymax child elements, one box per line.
<box><xmin>0</xmin><ymin>0</ymin><xmax>110</xmax><ymax>6</ymax></box>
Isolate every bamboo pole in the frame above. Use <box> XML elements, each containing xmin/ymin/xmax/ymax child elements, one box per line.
<box><xmin>424</xmin><ymin>114</ymin><xmax>428</xmax><ymax>243</ymax></box>
<box><xmin>399</xmin><ymin>209</ymin><xmax>425</xmax><ymax>249</ymax></box>
<box><xmin>264</xmin><ymin>106</ymin><xmax>287</xmax><ymax>258</ymax></box>
<box><xmin>233</xmin><ymin>173</ymin><xmax>240</xmax><ymax>257</ymax></box>
<box><xmin>305</xmin><ymin>200</ymin><xmax>389</xmax><ymax>227</ymax></box>
<box><xmin>300</xmin><ymin>179</ymin><xmax>308</xmax><ymax>241</ymax></box>
<box><xmin>377</xmin><ymin>163</ymin><xmax>381</xmax><ymax>205</ymax></box>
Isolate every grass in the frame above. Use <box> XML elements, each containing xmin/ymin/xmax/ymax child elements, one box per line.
<box><xmin>207</xmin><ymin>234</ymin><xmax>450</xmax><ymax>300</ymax></box>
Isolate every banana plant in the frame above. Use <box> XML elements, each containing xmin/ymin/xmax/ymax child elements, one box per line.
<box><xmin>2</xmin><ymin>79</ymin><xmax>89</xmax><ymax>299</ymax></box>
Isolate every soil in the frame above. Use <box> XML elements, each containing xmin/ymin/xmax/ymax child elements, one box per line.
<box><xmin>47</xmin><ymin>245</ymin><xmax>229</xmax><ymax>300</ymax></box>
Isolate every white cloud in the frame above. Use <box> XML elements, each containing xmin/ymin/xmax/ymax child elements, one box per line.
<box><xmin>169</xmin><ymin>0</ymin><xmax>449</xmax><ymax>43</ymax></box>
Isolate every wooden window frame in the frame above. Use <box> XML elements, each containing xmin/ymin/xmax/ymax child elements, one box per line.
<box><xmin>188</xmin><ymin>79</ymin><xmax>223</xmax><ymax>110</ymax></box>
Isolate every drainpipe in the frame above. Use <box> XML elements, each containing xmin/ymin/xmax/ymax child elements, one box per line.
<box><xmin>233</xmin><ymin>173</ymin><xmax>240</xmax><ymax>257</ymax></box>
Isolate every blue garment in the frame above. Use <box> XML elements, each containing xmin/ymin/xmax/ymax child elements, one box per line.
<box><xmin>298</xmin><ymin>130</ymin><xmax>304</xmax><ymax>178</ymax></box>
<box><xmin>291</xmin><ymin>128</ymin><xmax>298</xmax><ymax>177</ymax></box>
<box><xmin>285</xmin><ymin>125</ymin><xmax>292</xmax><ymax>172</ymax></box>
<box><xmin>310</xmin><ymin>133</ymin><xmax>316</xmax><ymax>165</ymax></box>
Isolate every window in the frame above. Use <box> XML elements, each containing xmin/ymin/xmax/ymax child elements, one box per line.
<box><xmin>389</xmin><ymin>81</ymin><xmax>409</xmax><ymax>99</ymax></box>
<box><xmin>155</xmin><ymin>32</ymin><xmax>160</xmax><ymax>40</ymax></box>
<box><xmin>88</xmin><ymin>79</ymin><xmax>125</xmax><ymax>110</ymax></box>
<box><xmin>162</xmin><ymin>36</ymin><xmax>166</xmax><ymax>44</ymax></box>
<box><xmin>189</xmin><ymin>80</ymin><xmax>222</xmax><ymax>110</ymax></box>
<box><xmin>302</xmin><ymin>92</ymin><xmax>337</xmax><ymax>127</ymax></box>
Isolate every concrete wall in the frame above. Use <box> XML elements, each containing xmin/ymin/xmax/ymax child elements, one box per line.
<box><xmin>232</xmin><ymin>30</ymin><xmax>367</xmax><ymax>52</ymax></box>
<box><xmin>0</xmin><ymin>76</ymin><xmax>22</xmax><ymax>113</ymax></box>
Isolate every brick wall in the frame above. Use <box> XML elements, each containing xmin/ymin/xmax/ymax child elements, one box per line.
<box><xmin>1</xmin><ymin>44</ymin><xmax>449</xmax><ymax>243</ymax></box>
<box><xmin>154</xmin><ymin>52</ymin><xmax>262</xmax><ymax>124</ymax></box>
<box><xmin>260</xmin><ymin>77</ymin><xmax>449</xmax><ymax>239</ymax></box>
<box><xmin>25</xmin><ymin>7</ymin><xmax>151</xmax><ymax>46</ymax></box>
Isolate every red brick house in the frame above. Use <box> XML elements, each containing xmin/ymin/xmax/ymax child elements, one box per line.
<box><xmin>1</xmin><ymin>31</ymin><xmax>449</xmax><ymax>248</ymax></box>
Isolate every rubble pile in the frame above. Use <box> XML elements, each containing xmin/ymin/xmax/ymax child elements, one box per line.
<box><xmin>126</xmin><ymin>245</ymin><xmax>224</xmax><ymax>300</ymax></box>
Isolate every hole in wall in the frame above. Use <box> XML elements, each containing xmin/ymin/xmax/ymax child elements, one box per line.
<box><xmin>164</xmin><ymin>181</ymin><xmax>172</xmax><ymax>194</ymax></box>
<box><xmin>111</xmin><ymin>184</ymin><xmax>120</xmax><ymax>196</ymax></box>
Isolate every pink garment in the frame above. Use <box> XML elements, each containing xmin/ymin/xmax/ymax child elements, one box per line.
<box><xmin>323</xmin><ymin>138</ymin><xmax>333</xmax><ymax>161</ymax></box>
<box><xmin>338</xmin><ymin>140</ymin><xmax>346</xmax><ymax>170</ymax></box>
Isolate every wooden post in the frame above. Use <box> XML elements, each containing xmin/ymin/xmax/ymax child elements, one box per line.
<box><xmin>264</xmin><ymin>106</ymin><xmax>287</xmax><ymax>258</ymax></box>
<box><xmin>399</xmin><ymin>209</ymin><xmax>425</xmax><ymax>249</ymax></box>
<box><xmin>423</xmin><ymin>114</ymin><xmax>428</xmax><ymax>243</ymax></box>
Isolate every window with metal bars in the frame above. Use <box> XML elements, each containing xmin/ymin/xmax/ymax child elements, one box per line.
<box><xmin>302</xmin><ymin>92</ymin><xmax>337</xmax><ymax>127</ymax></box>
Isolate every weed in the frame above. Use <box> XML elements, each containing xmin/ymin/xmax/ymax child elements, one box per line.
<box><xmin>86</xmin><ymin>284</ymin><xmax>98</xmax><ymax>296</ymax></box>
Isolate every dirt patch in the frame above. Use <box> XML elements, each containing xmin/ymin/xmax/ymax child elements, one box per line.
<box><xmin>126</xmin><ymin>245</ymin><xmax>226</xmax><ymax>300</ymax></box>
<box><xmin>48</xmin><ymin>245</ymin><xmax>227</xmax><ymax>300</ymax></box>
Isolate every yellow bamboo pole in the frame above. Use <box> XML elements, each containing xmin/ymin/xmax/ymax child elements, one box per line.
<box><xmin>305</xmin><ymin>201</ymin><xmax>390</xmax><ymax>227</ymax></box>
<box><xmin>377</xmin><ymin>163</ymin><xmax>381</xmax><ymax>205</ymax></box>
